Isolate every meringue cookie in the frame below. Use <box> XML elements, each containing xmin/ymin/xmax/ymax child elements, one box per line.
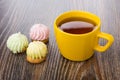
<box><xmin>7</xmin><ymin>32</ymin><xmax>28</xmax><ymax>54</ymax></box>
<box><xmin>26</xmin><ymin>41</ymin><xmax>47</xmax><ymax>63</ymax></box>
<box><xmin>30</xmin><ymin>24</ymin><xmax>49</xmax><ymax>43</ymax></box>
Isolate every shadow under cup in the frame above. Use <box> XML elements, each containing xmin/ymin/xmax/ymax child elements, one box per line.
<box><xmin>54</xmin><ymin>11</ymin><xmax>113</xmax><ymax>61</ymax></box>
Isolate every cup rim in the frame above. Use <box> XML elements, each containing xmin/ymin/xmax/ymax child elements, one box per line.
<box><xmin>54</xmin><ymin>10</ymin><xmax>101</xmax><ymax>36</ymax></box>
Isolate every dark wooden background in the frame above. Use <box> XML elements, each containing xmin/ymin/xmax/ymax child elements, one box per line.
<box><xmin>0</xmin><ymin>0</ymin><xmax>120</xmax><ymax>80</ymax></box>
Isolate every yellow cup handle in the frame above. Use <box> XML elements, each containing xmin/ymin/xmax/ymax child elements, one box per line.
<box><xmin>94</xmin><ymin>32</ymin><xmax>114</xmax><ymax>52</ymax></box>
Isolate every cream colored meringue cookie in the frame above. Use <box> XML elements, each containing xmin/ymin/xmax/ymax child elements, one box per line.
<box><xmin>26</xmin><ymin>41</ymin><xmax>47</xmax><ymax>63</ymax></box>
<box><xmin>7</xmin><ymin>32</ymin><xmax>28</xmax><ymax>54</ymax></box>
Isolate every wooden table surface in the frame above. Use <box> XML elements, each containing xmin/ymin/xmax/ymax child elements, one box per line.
<box><xmin>0</xmin><ymin>0</ymin><xmax>120</xmax><ymax>80</ymax></box>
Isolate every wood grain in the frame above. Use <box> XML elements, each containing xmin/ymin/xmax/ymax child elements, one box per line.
<box><xmin>0</xmin><ymin>0</ymin><xmax>120</xmax><ymax>80</ymax></box>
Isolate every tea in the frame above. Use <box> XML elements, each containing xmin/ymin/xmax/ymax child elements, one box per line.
<box><xmin>59</xmin><ymin>18</ymin><xmax>96</xmax><ymax>34</ymax></box>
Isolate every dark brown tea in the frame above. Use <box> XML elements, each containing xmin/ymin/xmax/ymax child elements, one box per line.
<box><xmin>59</xmin><ymin>18</ymin><xmax>96</xmax><ymax>34</ymax></box>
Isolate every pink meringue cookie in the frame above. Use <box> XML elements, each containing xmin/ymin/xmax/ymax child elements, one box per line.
<box><xmin>30</xmin><ymin>24</ymin><xmax>49</xmax><ymax>43</ymax></box>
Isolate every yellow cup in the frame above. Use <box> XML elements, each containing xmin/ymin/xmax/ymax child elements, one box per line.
<box><xmin>54</xmin><ymin>10</ymin><xmax>114</xmax><ymax>61</ymax></box>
